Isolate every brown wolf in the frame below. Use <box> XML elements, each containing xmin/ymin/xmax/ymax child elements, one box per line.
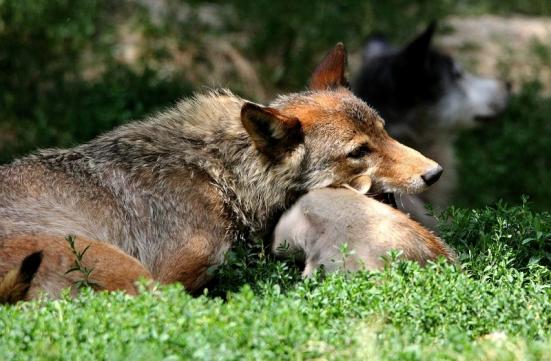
<box><xmin>273</xmin><ymin>187</ymin><xmax>456</xmax><ymax>276</ymax></box>
<box><xmin>0</xmin><ymin>43</ymin><xmax>442</xmax><ymax>301</ymax></box>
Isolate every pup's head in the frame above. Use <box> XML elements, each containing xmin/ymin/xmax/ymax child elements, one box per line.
<box><xmin>240</xmin><ymin>44</ymin><xmax>442</xmax><ymax>195</ymax></box>
<box><xmin>354</xmin><ymin>22</ymin><xmax>510</xmax><ymax>131</ymax></box>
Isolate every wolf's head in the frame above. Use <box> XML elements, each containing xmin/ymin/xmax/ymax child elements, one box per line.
<box><xmin>354</xmin><ymin>22</ymin><xmax>510</xmax><ymax>132</ymax></box>
<box><xmin>239</xmin><ymin>44</ymin><xmax>442</xmax><ymax>195</ymax></box>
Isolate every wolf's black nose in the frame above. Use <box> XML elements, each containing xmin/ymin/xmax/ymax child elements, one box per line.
<box><xmin>421</xmin><ymin>166</ymin><xmax>443</xmax><ymax>186</ymax></box>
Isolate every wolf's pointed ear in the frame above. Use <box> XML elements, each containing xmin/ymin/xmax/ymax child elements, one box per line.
<box><xmin>309</xmin><ymin>43</ymin><xmax>349</xmax><ymax>90</ymax></box>
<box><xmin>401</xmin><ymin>21</ymin><xmax>437</xmax><ymax>66</ymax></box>
<box><xmin>241</xmin><ymin>103</ymin><xmax>304</xmax><ymax>159</ymax></box>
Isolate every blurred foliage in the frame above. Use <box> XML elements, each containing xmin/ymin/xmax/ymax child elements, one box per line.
<box><xmin>216</xmin><ymin>0</ymin><xmax>551</xmax><ymax>90</ymax></box>
<box><xmin>0</xmin><ymin>0</ymin><xmax>193</xmax><ymax>163</ymax></box>
<box><xmin>219</xmin><ymin>0</ymin><xmax>455</xmax><ymax>90</ymax></box>
<box><xmin>455</xmin><ymin>82</ymin><xmax>551</xmax><ymax>211</ymax></box>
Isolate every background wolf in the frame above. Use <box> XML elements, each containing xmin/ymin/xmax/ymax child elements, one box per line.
<box><xmin>353</xmin><ymin>23</ymin><xmax>509</xmax><ymax>228</ymax></box>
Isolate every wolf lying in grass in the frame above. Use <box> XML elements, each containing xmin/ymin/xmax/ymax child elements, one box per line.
<box><xmin>0</xmin><ymin>44</ymin><xmax>444</xmax><ymax>302</ymax></box>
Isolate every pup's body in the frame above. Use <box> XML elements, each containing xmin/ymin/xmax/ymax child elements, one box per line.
<box><xmin>0</xmin><ymin>44</ymin><xmax>442</xmax><ymax>300</ymax></box>
<box><xmin>0</xmin><ymin>236</ymin><xmax>151</xmax><ymax>301</ymax></box>
<box><xmin>353</xmin><ymin>23</ymin><xmax>509</xmax><ymax>227</ymax></box>
<box><xmin>273</xmin><ymin>188</ymin><xmax>456</xmax><ymax>276</ymax></box>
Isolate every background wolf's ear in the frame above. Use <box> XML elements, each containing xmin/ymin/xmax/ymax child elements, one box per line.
<box><xmin>400</xmin><ymin>21</ymin><xmax>437</xmax><ymax>66</ymax></box>
<box><xmin>309</xmin><ymin>43</ymin><xmax>349</xmax><ymax>90</ymax></box>
<box><xmin>241</xmin><ymin>103</ymin><xmax>304</xmax><ymax>159</ymax></box>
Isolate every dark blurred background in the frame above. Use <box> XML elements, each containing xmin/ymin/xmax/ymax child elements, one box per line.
<box><xmin>1</xmin><ymin>0</ymin><xmax>550</xmax><ymax>210</ymax></box>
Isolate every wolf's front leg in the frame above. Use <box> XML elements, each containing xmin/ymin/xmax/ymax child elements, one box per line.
<box><xmin>155</xmin><ymin>233</ymin><xmax>232</xmax><ymax>293</ymax></box>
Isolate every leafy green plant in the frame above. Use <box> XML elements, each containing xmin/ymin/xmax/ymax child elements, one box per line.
<box><xmin>64</xmin><ymin>235</ymin><xmax>99</xmax><ymax>291</ymax></box>
<box><xmin>208</xmin><ymin>237</ymin><xmax>301</xmax><ymax>298</ymax></box>
<box><xmin>439</xmin><ymin>200</ymin><xmax>551</xmax><ymax>288</ymax></box>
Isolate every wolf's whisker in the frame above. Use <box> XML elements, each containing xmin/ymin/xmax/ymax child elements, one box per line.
<box><xmin>398</xmin><ymin>193</ymin><xmax>405</xmax><ymax>209</ymax></box>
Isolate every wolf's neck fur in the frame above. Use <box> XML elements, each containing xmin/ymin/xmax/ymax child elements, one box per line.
<box><xmin>32</xmin><ymin>90</ymin><xmax>303</xmax><ymax>234</ymax></box>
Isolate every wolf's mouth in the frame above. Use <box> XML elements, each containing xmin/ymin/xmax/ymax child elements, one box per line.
<box><xmin>371</xmin><ymin>192</ymin><xmax>398</xmax><ymax>208</ymax></box>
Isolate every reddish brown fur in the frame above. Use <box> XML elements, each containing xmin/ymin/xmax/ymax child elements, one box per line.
<box><xmin>309</xmin><ymin>43</ymin><xmax>348</xmax><ymax>90</ymax></box>
<box><xmin>0</xmin><ymin>269</ymin><xmax>31</xmax><ymax>304</ymax></box>
<box><xmin>156</xmin><ymin>236</ymin><xmax>213</xmax><ymax>292</ymax></box>
<box><xmin>0</xmin><ymin>235</ymin><xmax>152</xmax><ymax>301</ymax></box>
<box><xmin>0</xmin><ymin>252</ymin><xmax>42</xmax><ymax>304</ymax></box>
<box><xmin>277</xmin><ymin>89</ymin><xmax>439</xmax><ymax>194</ymax></box>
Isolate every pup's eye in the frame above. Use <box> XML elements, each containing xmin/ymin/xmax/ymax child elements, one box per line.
<box><xmin>348</xmin><ymin>144</ymin><xmax>371</xmax><ymax>159</ymax></box>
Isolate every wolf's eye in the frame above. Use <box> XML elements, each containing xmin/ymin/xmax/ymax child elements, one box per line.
<box><xmin>348</xmin><ymin>144</ymin><xmax>371</xmax><ymax>159</ymax></box>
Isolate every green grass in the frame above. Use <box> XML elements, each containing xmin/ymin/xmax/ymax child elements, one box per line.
<box><xmin>1</xmin><ymin>266</ymin><xmax>549</xmax><ymax>360</ymax></box>
<box><xmin>1</xmin><ymin>203</ymin><xmax>550</xmax><ymax>360</ymax></box>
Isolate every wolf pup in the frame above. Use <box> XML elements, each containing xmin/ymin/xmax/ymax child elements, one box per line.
<box><xmin>0</xmin><ymin>43</ymin><xmax>442</xmax><ymax>301</ymax></box>
<box><xmin>273</xmin><ymin>187</ymin><xmax>456</xmax><ymax>276</ymax></box>
<box><xmin>353</xmin><ymin>22</ymin><xmax>509</xmax><ymax>228</ymax></box>
<box><xmin>0</xmin><ymin>235</ymin><xmax>152</xmax><ymax>303</ymax></box>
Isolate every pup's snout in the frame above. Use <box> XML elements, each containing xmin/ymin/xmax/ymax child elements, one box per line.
<box><xmin>421</xmin><ymin>165</ymin><xmax>443</xmax><ymax>186</ymax></box>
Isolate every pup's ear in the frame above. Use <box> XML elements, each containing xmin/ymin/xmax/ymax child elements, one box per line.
<box><xmin>309</xmin><ymin>43</ymin><xmax>349</xmax><ymax>90</ymax></box>
<box><xmin>400</xmin><ymin>21</ymin><xmax>437</xmax><ymax>66</ymax></box>
<box><xmin>241</xmin><ymin>103</ymin><xmax>304</xmax><ymax>159</ymax></box>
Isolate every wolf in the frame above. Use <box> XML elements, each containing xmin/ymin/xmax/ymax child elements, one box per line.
<box><xmin>273</xmin><ymin>186</ymin><xmax>456</xmax><ymax>277</ymax></box>
<box><xmin>353</xmin><ymin>22</ymin><xmax>510</xmax><ymax>228</ymax></box>
<box><xmin>0</xmin><ymin>43</ymin><xmax>442</xmax><ymax>301</ymax></box>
